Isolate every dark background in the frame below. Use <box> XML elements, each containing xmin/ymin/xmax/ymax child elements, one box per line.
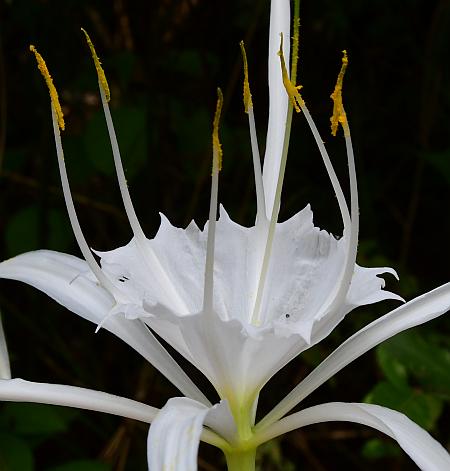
<box><xmin>0</xmin><ymin>0</ymin><xmax>449</xmax><ymax>469</ymax></box>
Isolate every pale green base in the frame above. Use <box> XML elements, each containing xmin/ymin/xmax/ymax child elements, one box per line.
<box><xmin>225</xmin><ymin>448</ymin><xmax>257</xmax><ymax>471</ymax></box>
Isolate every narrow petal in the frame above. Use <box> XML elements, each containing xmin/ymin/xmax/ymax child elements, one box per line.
<box><xmin>257</xmin><ymin>282</ymin><xmax>450</xmax><ymax>429</ymax></box>
<box><xmin>0</xmin><ymin>249</ymin><xmax>116</xmax><ymax>322</ymax></box>
<box><xmin>254</xmin><ymin>402</ymin><xmax>450</xmax><ymax>471</ymax></box>
<box><xmin>0</xmin><ymin>314</ymin><xmax>11</xmax><ymax>379</ymax></box>
<box><xmin>148</xmin><ymin>397</ymin><xmax>231</xmax><ymax>470</ymax></box>
<box><xmin>0</xmin><ymin>378</ymin><xmax>157</xmax><ymax>422</ymax></box>
<box><xmin>263</xmin><ymin>0</ymin><xmax>291</xmax><ymax>216</ymax></box>
<box><xmin>0</xmin><ymin>250</ymin><xmax>210</xmax><ymax>405</ymax></box>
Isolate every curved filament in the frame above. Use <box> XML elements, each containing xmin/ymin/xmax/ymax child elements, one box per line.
<box><xmin>50</xmin><ymin>107</ymin><xmax>123</xmax><ymax>300</ymax></box>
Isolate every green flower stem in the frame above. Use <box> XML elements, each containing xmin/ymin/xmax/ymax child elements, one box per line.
<box><xmin>221</xmin><ymin>394</ymin><xmax>258</xmax><ymax>470</ymax></box>
<box><xmin>225</xmin><ymin>448</ymin><xmax>257</xmax><ymax>471</ymax></box>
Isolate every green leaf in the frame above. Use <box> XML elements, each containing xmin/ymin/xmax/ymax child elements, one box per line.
<box><xmin>46</xmin><ymin>460</ymin><xmax>111</xmax><ymax>471</ymax></box>
<box><xmin>378</xmin><ymin>331</ymin><xmax>450</xmax><ymax>399</ymax></box>
<box><xmin>365</xmin><ymin>381</ymin><xmax>443</xmax><ymax>430</ymax></box>
<box><xmin>1</xmin><ymin>403</ymin><xmax>76</xmax><ymax>436</ymax></box>
<box><xmin>5</xmin><ymin>206</ymin><xmax>72</xmax><ymax>257</ymax></box>
<box><xmin>376</xmin><ymin>346</ymin><xmax>408</xmax><ymax>389</ymax></box>
<box><xmin>361</xmin><ymin>438</ymin><xmax>401</xmax><ymax>460</ymax></box>
<box><xmin>0</xmin><ymin>433</ymin><xmax>34</xmax><ymax>471</ymax></box>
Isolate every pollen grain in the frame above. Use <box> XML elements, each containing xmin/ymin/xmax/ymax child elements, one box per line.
<box><xmin>81</xmin><ymin>28</ymin><xmax>111</xmax><ymax>102</ymax></box>
<box><xmin>330</xmin><ymin>49</ymin><xmax>349</xmax><ymax>136</ymax></box>
<box><xmin>278</xmin><ymin>33</ymin><xmax>304</xmax><ymax>113</ymax></box>
<box><xmin>212</xmin><ymin>88</ymin><xmax>224</xmax><ymax>173</ymax></box>
<box><xmin>29</xmin><ymin>45</ymin><xmax>65</xmax><ymax>131</ymax></box>
<box><xmin>239</xmin><ymin>40</ymin><xmax>253</xmax><ymax>113</ymax></box>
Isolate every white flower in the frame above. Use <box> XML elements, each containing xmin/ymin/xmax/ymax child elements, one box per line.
<box><xmin>0</xmin><ymin>2</ymin><xmax>449</xmax><ymax>470</ymax></box>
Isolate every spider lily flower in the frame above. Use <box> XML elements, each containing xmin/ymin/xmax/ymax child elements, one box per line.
<box><xmin>0</xmin><ymin>1</ymin><xmax>449</xmax><ymax>470</ymax></box>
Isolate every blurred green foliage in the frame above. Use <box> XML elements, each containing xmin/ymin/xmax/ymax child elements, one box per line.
<box><xmin>0</xmin><ymin>0</ymin><xmax>449</xmax><ymax>469</ymax></box>
<box><xmin>0</xmin><ymin>403</ymin><xmax>110</xmax><ymax>470</ymax></box>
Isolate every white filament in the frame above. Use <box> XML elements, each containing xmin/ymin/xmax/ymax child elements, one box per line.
<box><xmin>323</xmin><ymin>126</ymin><xmax>359</xmax><ymax>314</ymax></box>
<box><xmin>248</xmin><ymin>107</ymin><xmax>266</xmax><ymax>223</ymax></box>
<box><xmin>99</xmin><ymin>85</ymin><xmax>146</xmax><ymax>241</ymax></box>
<box><xmin>51</xmin><ymin>106</ymin><xmax>123</xmax><ymax>299</ymax></box>
<box><xmin>250</xmin><ymin>104</ymin><xmax>294</xmax><ymax>325</ymax></box>
<box><xmin>299</xmin><ymin>104</ymin><xmax>351</xmax><ymax>230</ymax></box>
<box><xmin>98</xmin><ymin>84</ymin><xmax>189</xmax><ymax>314</ymax></box>
<box><xmin>203</xmin><ymin>155</ymin><xmax>219</xmax><ymax>313</ymax></box>
<box><xmin>297</xmin><ymin>104</ymin><xmax>357</xmax><ymax>322</ymax></box>
<box><xmin>200</xmin><ymin>150</ymin><xmax>234</xmax><ymax>401</ymax></box>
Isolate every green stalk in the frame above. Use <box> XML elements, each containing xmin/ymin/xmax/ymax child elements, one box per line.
<box><xmin>225</xmin><ymin>448</ymin><xmax>257</xmax><ymax>471</ymax></box>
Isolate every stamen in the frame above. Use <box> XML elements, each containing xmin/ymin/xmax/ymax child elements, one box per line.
<box><xmin>278</xmin><ymin>33</ymin><xmax>303</xmax><ymax>113</ymax></box>
<box><xmin>239</xmin><ymin>40</ymin><xmax>253</xmax><ymax>113</ymax></box>
<box><xmin>330</xmin><ymin>50</ymin><xmax>349</xmax><ymax>137</ymax></box>
<box><xmin>343</xmin><ymin>126</ymin><xmax>359</xmax><ymax>274</ymax></box>
<box><xmin>299</xmin><ymin>105</ymin><xmax>351</xmax><ymax>230</ymax></box>
<box><xmin>29</xmin><ymin>45</ymin><xmax>65</xmax><ymax>131</ymax></box>
<box><xmin>212</xmin><ymin>88</ymin><xmax>224</xmax><ymax>174</ymax></box>
<box><xmin>298</xmin><ymin>53</ymin><xmax>357</xmax><ymax>322</ymax></box>
<box><xmin>82</xmin><ymin>30</ymin><xmax>190</xmax><ymax>314</ymax></box>
<box><xmin>80</xmin><ymin>28</ymin><xmax>110</xmax><ymax>102</ymax></box>
<box><xmin>50</xmin><ymin>107</ymin><xmax>122</xmax><ymax>299</ymax></box>
<box><xmin>30</xmin><ymin>45</ymin><xmax>122</xmax><ymax>299</ymax></box>
<box><xmin>325</xmin><ymin>52</ymin><xmax>359</xmax><ymax>315</ymax></box>
<box><xmin>82</xmin><ymin>29</ymin><xmax>146</xmax><ymax>241</ymax></box>
<box><xmin>203</xmin><ymin>88</ymin><xmax>223</xmax><ymax>312</ymax></box>
<box><xmin>240</xmin><ymin>40</ymin><xmax>266</xmax><ymax>222</ymax></box>
<box><xmin>257</xmin><ymin>23</ymin><xmax>351</xmax><ymax>325</ymax></box>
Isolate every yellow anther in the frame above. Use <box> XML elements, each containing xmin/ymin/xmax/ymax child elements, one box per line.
<box><xmin>29</xmin><ymin>45</ymin><xmax>65</xmax><ymax>131</ymax></box>
<box><xmin>212</xmin><ymin>88</ymin><xmax>224</xmax><ymax>174</ymax></box>
<box><xmin>239</xmin><ymin>40</ymin><xmax>253</xmax><ymax>113</ymax></box>
<box><xmin>81</xmin><ymin>28</ymin><xmax>111</xmax><ymax>102</ymax></box>
<box><xmin>278</xmin><ymin>33</ymin><xmax>304</xmax><ymax>113</ymax></box>
<box><xmin>330</xmin><ymin>49</ymin><xmax>349</xmax><ymax>137</ymax></box>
